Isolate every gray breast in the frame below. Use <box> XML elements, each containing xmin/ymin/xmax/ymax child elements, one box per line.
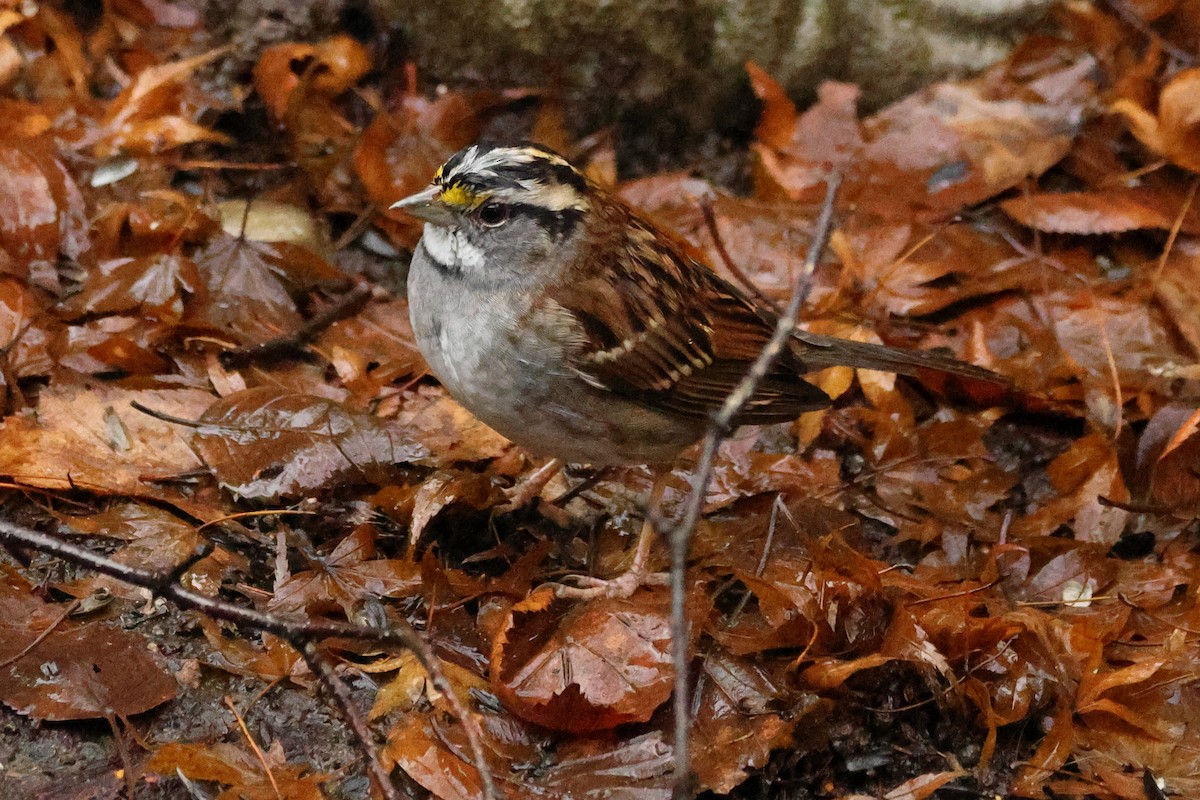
<box><xmin>407</xmin><ymin>244</ymin><xmax>703</xmax><ymax>465</ymax></box>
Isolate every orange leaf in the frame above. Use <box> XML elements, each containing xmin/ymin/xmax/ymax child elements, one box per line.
<box><xmin>1112</xmin><ymin>67</ymin><xmax>1200</xmax><ymax>173</ymax></box>
<box><xmin>490</xmin><ymin>587</ymin><xmax>674</xmax><ymax>732</ymax></box>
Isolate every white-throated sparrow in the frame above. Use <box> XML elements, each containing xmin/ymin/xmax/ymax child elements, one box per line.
<box><xmin>394</xmin><ymin>143</ymin><xmax>1002</xmax><ymax>596</ymax></box>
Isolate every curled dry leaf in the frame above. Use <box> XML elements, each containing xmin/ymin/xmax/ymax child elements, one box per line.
<box><xmin>97</xmin><ymin>47</ymin><xmax>232</xmax><ymax>156</ymax></box>
<box><xmin>1111</xmin><ymin>67</ymin><xmax>1200</xmax><ymax>173</ymax></box>
<box><xmin>490</xmin><ymin>587</ymin><xmax>674</xmax><ymax>733</ymax></box>
<box><xmin>0</xmin><ymin>137</ymin><xmax>88</xmax><ymax>278</ymax></box>
<box><xmin>191</xmin><ymin>386</ymin><xmax>426</xmax><ymax>500</ymax></box>
<box><xmin>253</xmin><ymin>34</ymin><xmax>371</xmax><ymax>122</ymax></box>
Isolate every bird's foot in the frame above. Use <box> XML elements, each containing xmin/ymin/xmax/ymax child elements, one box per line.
<box><xmin>552</xmin><ymin>568</ymin><xmax>668</xmax><ymax>600</ymax></box>
<box><xmin>494</xmin><ymin>458</ymin><xmax>570</xmax><ymax>525</ymax></box>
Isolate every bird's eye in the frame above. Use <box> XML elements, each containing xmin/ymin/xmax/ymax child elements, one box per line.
<box><xmin>477</xmin><ymin>201</ymin><xmax>510</xmax><ymax>227</ymax></box>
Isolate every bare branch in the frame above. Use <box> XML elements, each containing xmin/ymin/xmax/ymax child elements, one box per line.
<box><xmin>218</xmin><ymin>282</ymin><xmax>373</xmax><ymax>369</ymax></box>
<box><xmin>666</xmin><ymin>173</ymin><xmax>841</xmax><ymax>798</ymax></box>
<box><xmin>0</xmin><ymin>518</ymin><xmax>497</xmax><ymax>800</ymax></box>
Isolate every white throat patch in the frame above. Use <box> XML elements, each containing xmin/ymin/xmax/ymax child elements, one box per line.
<box><xmin>421</xmin><ymin>224</ymin><xmax>486</xmax><ymax>272</ymax></box>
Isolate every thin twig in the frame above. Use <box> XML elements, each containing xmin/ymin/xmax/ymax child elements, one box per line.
<box><xmin>0</xmin><ymin>520</ymin><xmax>498</xmax><ymax>800</ymax></box>
<box><xmin>1152</xmin><ymin>174</ymin><xmax>1199</xmax><ymax>285</ymax></box>
<box><xmin>218</xmin><ymin>283</ymin><xmax>373</xmax><ymax>369</ymax></box>
<box><xmin>0</xmin><ymin>598</ymin><xmax>80</xmax><ymax>668</ymax></box>
<box><xmin>225</xmin><ymin>696</ymin><xmax>283</xmax><ymax>800</ymax></box>
<box><xmin>1101</xmin><ymin>0</ymin><xmax>1197</xmax><ymax>65</ymax></box>
<box><xmin>698</xmin><ymin>198</ymin><xmax>783</xmax><ymax>314</ymax></box>
<box><xmin>664</xmin><ymin>173</ymin><xmax>841</xmax><ymax>798</ymax></box>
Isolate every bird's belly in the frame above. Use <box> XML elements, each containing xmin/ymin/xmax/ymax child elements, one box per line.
<box><xmin>410</xmin><ymin>288</ymin><xmax>699</xmax><ymax>465</ymax></box>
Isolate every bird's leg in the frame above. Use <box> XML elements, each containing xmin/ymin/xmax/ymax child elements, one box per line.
<box><xmin>496</xmin><ymin>457</ymin><xmax>564</xmax><ymax>511</ymax></box>
<box><xmin>554</xmin><ymin>472</ymin><xmax>671</xmax><ymax>600</ymax></box>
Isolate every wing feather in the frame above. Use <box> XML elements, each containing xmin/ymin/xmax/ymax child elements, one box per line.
<box><xmin>544</xmin><ymin>211</ymin><xmax>830</xmax><ymax>423</ymax></box>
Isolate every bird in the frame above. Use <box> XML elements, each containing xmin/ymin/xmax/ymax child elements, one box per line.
<box><xmin>392</xmin><ymin>142</ymin><xmax>1003</xmax><ymax>598</ymax></box>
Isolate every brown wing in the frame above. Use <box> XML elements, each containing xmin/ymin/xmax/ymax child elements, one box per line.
<box><xmin>545</xmin><ymin>212</ymin><xmax>830</xmax><ymax>424</ymax></box>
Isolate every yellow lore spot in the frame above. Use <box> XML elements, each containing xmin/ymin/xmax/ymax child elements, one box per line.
<box><xmin>440</xmin><ymin>183</ymin><xmax>482</xmax><ymax>209</ymax></box>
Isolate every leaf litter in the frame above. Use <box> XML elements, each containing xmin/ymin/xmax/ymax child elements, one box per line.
<box><xmin>0</xmin><ymin>3</ymin><xmax>1199</xmax><ymax>800</ymax></box>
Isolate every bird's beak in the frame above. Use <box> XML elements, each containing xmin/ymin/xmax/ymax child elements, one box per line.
<box><xmin>390</xmin><ymin>185</ymin><xmax>455</xmax><ymax>226</ymax></box>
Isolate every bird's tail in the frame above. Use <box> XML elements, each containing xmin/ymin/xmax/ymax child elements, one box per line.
<box><xmin>792</xmin><ymin>330</ymin><xmax>1006</xmax><ymax>384</ymax></box>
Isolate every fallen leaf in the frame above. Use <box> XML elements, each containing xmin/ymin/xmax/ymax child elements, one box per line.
<box><xmin>253</xmin><ymin>35</ymin><xmax>371</xmax><ymax>121</ymax></box>
<box><xmin>269</xmin><ymin>525</ymin><xmax>421</xmax><ymax>617</ymax></box>
<box><xmin>148</xmin><ymin>740</ymin><xmax>329</xmax><ymax>800</ymax></box>
<box><xmin>0</xmin><ymin>380</ymin><xmax>211</xmax><ymax>495</ymax></box>
<box><xmin>0</xmin><ymin>566</ymin><xmax>176</xmax><ymax>721</ymax></box>
<box><xmin>1001</xmin><ymin>187</ymin><xmax>1200</xmax><ymax>234</ymax></box>
<box><xmin>192</xmin><ymin>386</ymin><xmax>425</xmax><ymax>500</ymax></box>
<box><xmin>491</xmin><ymin>587</ymin><xmax>674</xmax><ymax>732</ymax></box>
<box><xmin>1111</xmin><ymin>67</ymin><xmax>1200</xmax><ymax>173</ymax></box>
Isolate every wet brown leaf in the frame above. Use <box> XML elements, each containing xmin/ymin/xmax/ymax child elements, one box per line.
<box><xmin>1002</xmin><ymin>187</ymin><xmax>1200</xmax><ymax>234</ymax></box>
<box><xmin>97</xmin><ymin>47</ymin><xmax>231</xmax><ymax>156</ymax></box>
<box><xmin>0</xmin><ymin>566</ymin><xmax>176</xmax><ymax>720</ymax></box>
<box><xmin>316</xmin><ymin>296</ymin><xmax>427</xmax><ymax>402</ymax></box>
<box><xmin>148</xmin><ymin>740</ymin><xmax>329</xmax><ymax>800</ymax></box>
<box><xmin>64</xmin><ymin>253</ymin><xmax>204</xmax><ymax>322</ymax></box>
<box><xmin>269</xmin><ymin>524</ymin><xmax>421</xmax><ymax>617</ymax></box>
<box><xmin>192</xmin><ymin>386</ymin><xmax>425</xmax><ymax>500</ymax></box>
<box><xmin>394</xmin><ymin>385</ymin><xmax>512</xmax><ymax>465</ymax></box>
<box><xmin>0</xmin><ymin>380</ymin><xmax>211</xmax><ymax>494</ymax></box>
<box><xmin>1145</xmin><ymin>406</ymin><xmax>1200</xmax><ymax>511</ymax></box>
<box><xmin>56</xmin><ymin>501</ymin><xmax>204</xmax><ymax>600</ymax></box>
<box><xmin>253</xmin><ymin>35</ymin><xmax>371</xmax><ymax>122</ymax></box>
<box><xmin>491</xmin><ymin>587</ymin><xmax>674</xmax><ymax>732</ymax></box>
<box><xmin>0</xmin><ymin>276</ymin><xmax>55</xmax><ymax>378</ymax></box>
<box><xmin>749</xmin><ymin>71</ymin><xmax>863</xmax><ymax>201</ymax></box>
<box><xmin>690</xmin><ymin>652</ymin><xmax>819</xmax><ymax>793</ymax></box>
<box><xmin>753</xmin><ymin>44</ymin><xmax>1094</xmax><ymax>218</ymax></box>
<box><xmin>0</xmin><ymin>138</ymin><xmax>87</xmax><ymax>278</ymax></box>
<box><xmin>197</xmin><ymin>618</ymin><xmax>307</xmax><ymax>684</ymax></box>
